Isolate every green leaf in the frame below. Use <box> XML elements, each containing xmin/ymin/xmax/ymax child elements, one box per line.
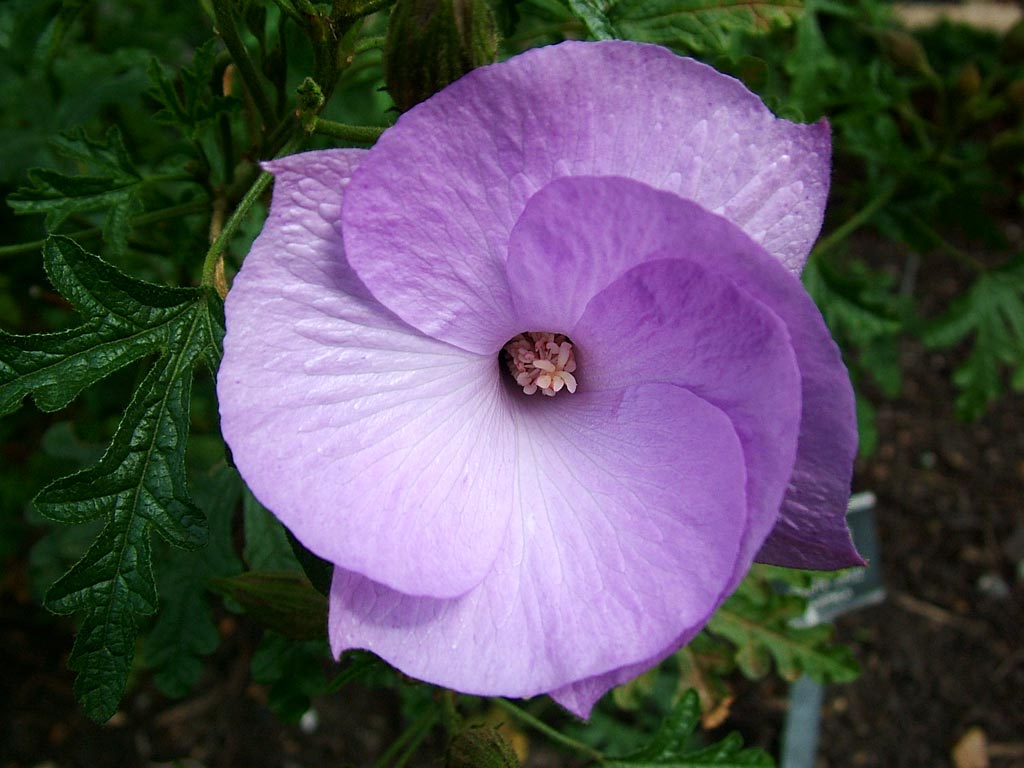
<box><xmin>212</xmin><ymin>571</ymin><xmax>328</xmax><ymax>640</ymax></box>
<box><xmin>706</xmin><ymin>571</ymin><xmax>859</xmax><ymax>685</ymax></box>
<box><xmin>243</xmin><ymin>488</ymin><xmax>303</xmax><ymax>572</ymax></box>
<box><xmin>565</xmin><ymin>0</ymin><xmax>618</xmax><ymax>39</ymax></box>
<box><xmin>251</xmin><ymin>633</ymin><xmax>330</xmax><ymax>723</ymax></box>
<box><xmin>923</xmin><ymin>255</ymin><xmax>1024</xmax><ymax>419</ymax></box>
<box><xmin>147</xmin><ymin>38</ymin><xmax>238</xmax><ymax>136</ymax></box>
<box><xmin>604</xmin><ymin>0</ymin><xmax>802</xmax><ymax>54</ymax></box>
<box><xmin>604</xmin><ymin>690</ymin><xmax>773</xmax><ymax>767</ymax></box>
<box><xmin>7</xmin><ymin>127</ymin><xmax>144</xmax><ymax>255</ymax></box>
<box><xmin>803</xmin><ymin>255</ymin><xmax>907</xmax><ymax>397</ymax></box>
<box><xmin>145</xmin><ymin>466</ymin><xmax>243</xmax><ymax>698</ymax></box>
<box><xmin>0</xmin><ymin>236</ymin><xmax>223</xmax><ymax>721</ymax></box>
<box><xmin>0</xmin><ymin>237</ymin><xmax>208</xmax><ymax>416</ymax></box>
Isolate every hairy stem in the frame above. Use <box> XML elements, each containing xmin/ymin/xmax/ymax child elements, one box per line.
<box><xmin>312</xmin><ymin>117</ymin><xmax>385</xmax><ymax>143</ymax></box>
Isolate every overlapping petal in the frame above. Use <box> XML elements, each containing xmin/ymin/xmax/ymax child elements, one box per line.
<box><xmin>330</xmin><ymin>382</ymin><xmax>748</xmax><ymax>697</ymax></box>
<box><xmin>217</xmin><ymin>152</ymin><xmax>517</xmax><ymax>598</ymax></box>
<box><xmin>506</xmin><ymin>176</ymin><xmax>861</xmax><ymax>570</ymax></box>
<box><xmin>341</xmin><ymin>40</ymin><xmax>830</xmax><ymax>353</ymax></box>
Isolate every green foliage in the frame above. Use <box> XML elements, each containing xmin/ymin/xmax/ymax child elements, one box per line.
<box><xmin>243</xmin><ymin>489</ymin><xmax>304</xmax><ymax>571</ymax></box>
<box><xmin>147</xmin><ymin>39</ymin><xmax>238</xmax><ymax>136</ymax></box>
<box><xmin>8</xmin><ymin>128</ymin><xmax>145</xmax><ymax>256</ymax></box>
<box><xmin>251</xmin><ymin>632</ymin><xmax>331</xmax><ymax>722</ymax></box>
<box><xmin>562</xmin><ymin>0</ymin><xmax>802</xmax><ymax>51</ymax></box>
<box><xmin>924</xmin><ymin>254</ymin><xmax>1024</xmax><ymax>419</ymax></box>
<box><xmin>608</xmin><ymin>0</ymin><xmax>801</xmax><ymax>54</ymax></box>
<box><xmin>706</xmin><ymin>569</ymin><xmax>859</xmax><ymax>684</ymax></box>
<box><xmin>804</xmin><ymin>255</ymin><xmax>906</xmax><ymax>398</ymax></box>
<box><xmin>0</xmin><ymin>236</ymin><xmax>222</xmax><ymax>721</ymax></box>
<box><xmin>603</xmin><ymin>690</ymin><xmax>772</xmax><ymax>767</ymax></box>
<box><xmin>145</xmin><ymin>466</ymin><xmax>243</xmax><ymax>698</ymax></box>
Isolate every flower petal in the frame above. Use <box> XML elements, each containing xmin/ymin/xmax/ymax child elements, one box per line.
<box><xmin>572</xmin><ymin>256</ymin><xmax>801</xmax><ymax>570</ymax></box>
<box><xmin>217</xmin><ymin>150</ymin><xmax>516</xmax><ymax>598</ymax></box>
<box><xmin>329</xmin><ymin>383</ymin><xmax>748</xmax><ymax>696</ymax></box>
<box><xmin>507</xmin><ymin>175</ymin><xmax>859</xmax><ymax>570</ymax></box>
<box><xmin>342</xmin><ymin>40</ymin><xmax>830</xmax><ymax>352</ymax></box>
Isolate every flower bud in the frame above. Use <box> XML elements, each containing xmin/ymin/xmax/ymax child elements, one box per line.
<box><xmin>446</xmin><ymin>726</ymin><xmax>520</xmax><ymax>768</ymax></box>
<box><xmin>384</xmin><ymin>0</ymin><xmax>499</xmax><ymax>112</ymax></box>
<box><xmin>877</xmin><ymin>29</ymin><xmax>933</xmax><ymax>77</ymax></box>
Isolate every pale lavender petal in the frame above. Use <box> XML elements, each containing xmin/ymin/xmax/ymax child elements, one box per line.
<box><xmin>329</xmin><ymin>383</ymin><xmax>748</xmax><ymax>696</ymax></box>
<box><xmin>218</xmin><ymin>150</ymin><xmax>516</xmax><ymax>598</ymax></box>
<box><xmin>507</xmin><ymin>175</ymin><xmax>860</xmax><ymax>571</ymax></box>
<box><xmin>571</xmin><ymin>258</ymin><xmax>801</xmax><ymax>581</ymax></box>
<box><xmin>342</xmin><ymin>40</ymin><xmax>830</xmax><ymax>352</ymax></box>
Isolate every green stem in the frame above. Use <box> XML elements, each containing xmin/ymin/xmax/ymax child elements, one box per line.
<box><xmin>200</xmin><ymin>170</ymin><xmax>273</xmax><ymax>288</ymax></box>
<box><xmin>200</xmin><ymin>135</ymin><xmax>303</xmax><ymax>288</ymax></box>
<box><xmin>372</xmin><ymin>708</ymin><xmax>438</xmax><ymax>768</ymax></box>
<box><xmin>312</xmin><ymin>117</ymin><xmax>385</xmax><ymax>144</ymax></box>
<box><xmin>212</xmin><ymin>0</ymin><xmax>276</xmax><ymax>130</ymax></box>
<box><xmin>0</xmin><ymin>200</ymin><xmax>209</xmax><ymax>258</ymax></box>
<box><xmin>492</xmin><ymin>699</ymin><xmax>605</xmax><ymax>764</ymax></box>
<box><xmin>355</xmin><ymin>35</ymin><xmax>385</xmax><ymax>54</ymax></box>
<box><xmin>811</xmin><ymin>182</ymin><xmax>899</xmax><ymax>260</ymax></box>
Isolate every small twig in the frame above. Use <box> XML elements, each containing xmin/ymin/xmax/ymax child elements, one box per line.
<box><xmin>812</xmin><ymin>182</ymin><xmax>899</xmax><ymax>260</ymax></box>
<box><xmin>892</xmin><ymin>591</ymin><xmax>989</xmax><ymax>636</ymax></box>
<box><xmin>0</xmin><ymin>200</ymin><xmax>209</xmax><ymax>258</ymax></box>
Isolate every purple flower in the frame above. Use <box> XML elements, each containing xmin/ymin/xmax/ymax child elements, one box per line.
<box><xmin>217</xmin><ymin>40</ymin><xmax>863</xmax><ymax>718</ymax></box>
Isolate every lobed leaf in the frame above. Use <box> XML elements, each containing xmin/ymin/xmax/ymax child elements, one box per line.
<box><xmin>604</xmin><ymin>690</ymin><xmax>773</xmax><ymax>767</ymax></box>
<box><xmin>7</xmin><ymin>127</ymin><xmax>144</xmax><ymax>254</ymax></box>
<box><xmin>706</xmin><ymin>573</ymin><xmax>859</xmax><ymax>685</ymax></box>
<box><xmin>923</xmin><ymin>255</ymin><xmax>1024</xmax><ymax>419</ymax></box>
<box><xmin>0</xmin><ymin>236</ymin><xmax>223</xmax><ymax>721</ymax></box>
<box><xmin>606</xmin><ymin>0</ymin><xmax>802</xmax><ymax>54</ymax></box>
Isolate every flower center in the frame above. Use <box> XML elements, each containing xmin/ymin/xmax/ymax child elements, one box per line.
<box><xmin>502</xmin><ymin>332</ymin><xmax>578</xmax><ymax>397</ymax></box>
